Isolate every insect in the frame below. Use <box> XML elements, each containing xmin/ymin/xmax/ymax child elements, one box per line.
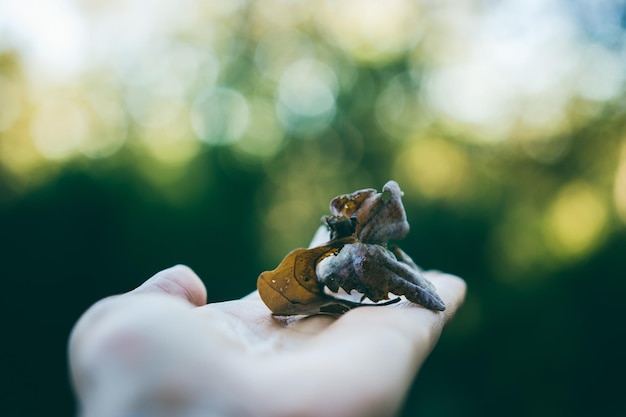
<box><xmin>257</xmin><ymin>180</ymin><xmax>445</xmax><ymax>316</ymax></box>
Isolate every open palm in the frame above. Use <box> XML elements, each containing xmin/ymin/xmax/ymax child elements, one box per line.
<box><xmin>70</xmin><ymin>265</ymin><xmax>465</xmax><ymax>417</ymax></box>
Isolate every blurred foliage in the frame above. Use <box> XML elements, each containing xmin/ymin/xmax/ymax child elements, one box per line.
<box><xmin>1</xmin><ymin>0</ymin><xmax>626</xmax><ymax>416</ymax></box>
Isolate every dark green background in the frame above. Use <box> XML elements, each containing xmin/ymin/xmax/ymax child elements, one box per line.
<box><xmin>2</xmin><ymin>144</ymin><xmax>625</xmax><ymax>416</ymax></box>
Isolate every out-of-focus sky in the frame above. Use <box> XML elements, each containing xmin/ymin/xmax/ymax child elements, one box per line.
<box><xmin>2</xmin><ymin>0</ymin><xmax>624</xmax><ymax>153</ymax></box>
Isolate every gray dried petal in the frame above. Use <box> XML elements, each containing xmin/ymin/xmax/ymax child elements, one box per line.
<box><xmin>359</xmin><ymin>181</ymin><xmax>409</xmax><ymax>243</ymax></box>
<box><xmin>389</xmin><ymin>245</ymin><xmax>437</xmax><ymax>294</ymax></box>
<box><xmin>317</xmin><ymin>242</ymin><xmax>445</xmax><ymax>311</ymax></box>
<box><xmin>328</xmin><ymin>180</ymin><xmax>409</xmax><ymax>243</ymax></box>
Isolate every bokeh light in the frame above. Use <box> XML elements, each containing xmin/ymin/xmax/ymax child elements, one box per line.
<box><xmin>394</xmin><ymin>137</ymin><xmax>471</xmax><ymax>201</ymax></box>
<box><xmin>30</xmin><ymin>95</ymin><xmax>88</xmax><ymax>160</ymax></box>
<box><xmin>316</xmin><ymin>0</ymin><xmax>423</xmax><ymax>64</ymax></box>
<box><xmin>234</xmin><ymin>96</ymin><xmax>285</xmax><ymax>160</ymax></box>
<box><xmin>191</xmin><ymin>87</ymin><xmax>250</xmax><ymax>145</ymax></box>
<box><xmin>543</xmin><ymin>181</ymin><xmax>609</xmax><ymax>259</ymax></box>
<box><xmin>276</xmin><ymin>58</ymin><xmax>338</xmax><ymax>135</ymax></box>
<box><xmin>0</xmin><ymin>74</ymin><xmax>21</xmax><ymax>132</ymax></box>
<box><xmin>417</xmin><ymin>0</ymin><xmax>626</xmax><ymax>143</ymax></box>
<box><xmin>614</xmin><ymin>140</ymin><xmax>626</xmax><ymax>224</ymax></box>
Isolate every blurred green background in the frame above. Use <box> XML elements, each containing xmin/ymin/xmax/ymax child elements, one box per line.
<box><xmin>1</xmin><ymin>0</ymin><xmax>626</xmax><ymax>416</ymax></box>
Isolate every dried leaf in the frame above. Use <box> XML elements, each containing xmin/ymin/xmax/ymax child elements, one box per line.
<box><xmin>257</xmin><ymin>180</ymin><xmax>445</xmax><ymax>315</ymax></box>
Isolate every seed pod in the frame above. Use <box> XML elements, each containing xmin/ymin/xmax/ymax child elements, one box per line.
<box><xmin>257</xmin><ymin>180</ymin><xmax>444</xmax><ymax>315</ymax></box>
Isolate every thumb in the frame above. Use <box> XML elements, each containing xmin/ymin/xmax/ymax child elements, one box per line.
<box><xmin>130</xmin><ymin>264</ymin><xmax>207</xmax><ymax>306</ymax></box>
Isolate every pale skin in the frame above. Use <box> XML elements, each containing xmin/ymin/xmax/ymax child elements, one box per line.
<box><xmin>69</xmin><ymin>265</ymin><xmax>466</xmax><ymax>417</ymax></box>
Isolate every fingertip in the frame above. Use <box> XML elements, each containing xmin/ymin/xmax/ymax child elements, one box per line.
<box><xmin>423</xmin><ymin>271</ymin><xmax>467</xmax><ymax>324</ymax></box>
<box><xmin>131</xmin><ymin>264</ymin><xmax>207</xmax><ymax>306</ymax></box>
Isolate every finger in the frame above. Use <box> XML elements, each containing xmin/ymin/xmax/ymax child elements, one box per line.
<box><xmin>423</xmin><ymin>271</ymin><xmax>467</xmax><ymax>325</ymax></box>
<box><xmin>130</xmin><ymin>264</ymin><xmax>207</xmax><ymax>306</ymax></box>
<box><xmin>323</xmin><ymin>271</ymin><xmax>465</xmax><ymax>337</ymax></box>
<box><xmin>321</xmin><ymin>271</ymin><xmax>466</xmax><ymax>356</ymax></box>
<box><xmin>70</xmin><ymin>265</ymin><xmax>207</xmax><ymax>361</ymax></box>
<box><xmin>241</xmin><ymin>290</ymin><xmax>261</xmax><ymax>300</ymax></box>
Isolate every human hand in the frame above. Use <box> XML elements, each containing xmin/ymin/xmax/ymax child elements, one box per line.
<box><xmin>69</xmin><ymin>265</ymin><xmax>466</xmax><ymax>417</ymax></box>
